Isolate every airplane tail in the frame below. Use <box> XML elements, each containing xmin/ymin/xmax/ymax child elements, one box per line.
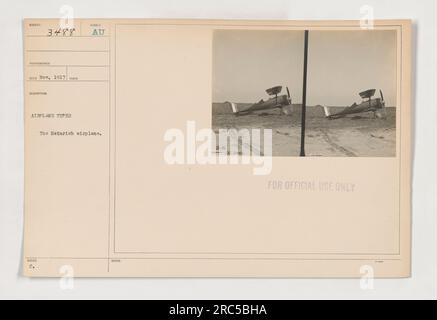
<box><xmin>230</xmin><ymin>102</ymin><xmax>238</xmax><ymax>114</ymax></box>
<box><xmin>322</xmin><ymin>106</ymin><xmax>332</xmax><ymax>118</ymax></box>
<box><xmin>226</xmin><ymin>101</ymin><xmax>239</xmax><ymax>114</ymax></box>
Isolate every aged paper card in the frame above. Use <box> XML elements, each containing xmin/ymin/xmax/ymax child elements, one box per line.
<box><xmin>23</xmin><ymin>19</ymin><xmax>411</xmax><ymax>277</ymax></box>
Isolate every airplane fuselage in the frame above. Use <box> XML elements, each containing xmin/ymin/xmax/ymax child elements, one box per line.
<box><xmin>237</xmin><ymin>94</ymin><xmax>290</xmax><ymax>114</ymax></box>
<box><xmin>327</xmin><ymin>98</ymin><xmax>384</xmax><ymax>119</ymax></box>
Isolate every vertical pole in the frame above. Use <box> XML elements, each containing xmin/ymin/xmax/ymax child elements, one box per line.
<box><xmin>300</xmin><ymin>30</ymin><xmax>309</xmax><ymax>157</ymax></box>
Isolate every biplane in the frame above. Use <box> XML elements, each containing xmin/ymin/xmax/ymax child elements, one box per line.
<box><xmin>227</xmin><ymin>86</ymin><xmax>292</xmax><ymax>115</ymax></box>
<box><xmin>323</xmin><ymin>89</ymin><xmax>387</xmax><ymax>120</ymax></box>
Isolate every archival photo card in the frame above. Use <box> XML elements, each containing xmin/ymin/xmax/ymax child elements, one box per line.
<box><xmin>23</xmin><ymin>19</ymin><xmax>411</xmax><ymax>278</ymax></box>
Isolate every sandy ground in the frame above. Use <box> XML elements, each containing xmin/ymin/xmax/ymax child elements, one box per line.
<box><xmin>212</xmin><ymin>104</ymin><xmax>396</xmax><ymax>157</ymax></box>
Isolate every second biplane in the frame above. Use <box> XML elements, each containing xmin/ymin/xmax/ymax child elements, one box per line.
<box><xmin>323</xmin><ymin>89</ymin><xmax>387</xmax><ymax>120</ymax></box>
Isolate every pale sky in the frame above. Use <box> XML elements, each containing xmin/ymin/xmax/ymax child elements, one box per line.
<box><xmin>213</xmin><ymin>30</ymin><xmax>397</xmax><ymax>107</ymax></box>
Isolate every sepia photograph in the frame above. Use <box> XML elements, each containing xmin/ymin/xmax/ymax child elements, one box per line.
<box><xmin>212</xmin><ymin>29</ymin><xmax>397</xmax><ymax>157</ymax></box>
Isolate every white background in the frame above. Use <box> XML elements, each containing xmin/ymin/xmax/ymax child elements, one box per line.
<box><xmin>0</xmin><ymin>0</ymin><xmax>436</xmax><ymax>300</ymax></box>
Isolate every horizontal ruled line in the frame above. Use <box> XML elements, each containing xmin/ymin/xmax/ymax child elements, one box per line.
<box><xmin>113</xmin><ymin>251</ymin><xmax>402</xmax><ymax>255</ymax></box>
<box><xmin>27</xmin><ymin>65</ymin><xmax>109</xmax><ymax>67</ymax></box>
<box><xmin>27</xmin><ymin>49</ymin><xmax>109</xmax><ymax>52</ymax></box>
<box><xmin>26</xmin><ymin>35</ymin><xmax>109</xmax><ymax>38</ymax></box>
<box><xmin>26</xmin><ymin>257</ymin><xmax>403</xmax><ymax>261</ymax></box>
<box><xmin>27</xmin><ymin>80</ymin><xmax>109</xmax><ymax>82</ymax></box>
